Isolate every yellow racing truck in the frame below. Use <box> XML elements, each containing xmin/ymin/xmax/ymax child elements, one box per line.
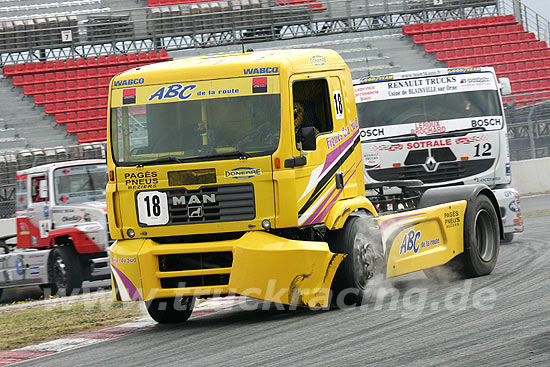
<box><xmin>106</xmin><ymin>49</ymin><xmax>502</xmax><ymax>323</ymax></box>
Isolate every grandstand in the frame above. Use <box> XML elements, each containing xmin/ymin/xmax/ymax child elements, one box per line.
<box><xmin>0</xmin><ymin>0</ymin><xmax>548</xmax><ymax>217</ymax></box>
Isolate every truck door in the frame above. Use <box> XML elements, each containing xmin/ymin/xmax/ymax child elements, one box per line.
<box><xmin>291</xmin><ymin>74</ymin><xmax>361</xmax><ymax>227</ymax></box>
<box><xmin>27</xmin><ymin>174</ymin><xmax>52</xmax><ymax>246</ymax></box>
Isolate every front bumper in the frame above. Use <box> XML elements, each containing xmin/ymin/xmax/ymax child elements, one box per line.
<box><xmin>493</xmin><ymin>187</ymin><xmax>524</xmax><ymax>234</ymax></box>
<box><xmin>110</xmin><ymin>231</ymin><xmax>344</xmax><ymax>308</ymax></box>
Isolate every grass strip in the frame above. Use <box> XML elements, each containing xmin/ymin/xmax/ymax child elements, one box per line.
<box><xmin>0</xmin><ymin>298</ymin><xmax>144</xmax><ymax>351</ymax></box>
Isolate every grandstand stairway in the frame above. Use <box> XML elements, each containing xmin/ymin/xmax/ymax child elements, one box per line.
<box><xmin>2</xmin><ymin>50</ymin><xmax>172</xmax><ymax>146</ymax></box>
<box><xmin>0</xmin><ymin>74</ymin><xmax>75</xmax><ymax>150</ymax></box>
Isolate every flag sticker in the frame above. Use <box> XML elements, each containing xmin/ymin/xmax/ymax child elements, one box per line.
<box><xmin>123</xmin><ymin>88</ymin><xmax>136</xmax><ymax>105</ymax></box>
<box><xmin>252</xmin><ymin>77</ymin><xmax>267</xmax><ymax>93</ymax></box>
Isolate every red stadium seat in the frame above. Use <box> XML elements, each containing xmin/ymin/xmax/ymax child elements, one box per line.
<box><xmin>53</xmin><ymin>60</ymin><xmax>65</xmax><ymax>70</ymax></box>
<box><xmin>77</xmin><ymin>90</ymin><xmax>88</xmax><ymax>100</ymax></box>
<box><xmin>77</xmin><ymin>132</ymin><xmax>88</xmax><ymax>143</ymax></box>
<box><xmin>107</xmin><ymin>55</ymin><xmax>118</xmax><ymax>65</ymax></box>
<box><xmin>127</xmin><ymin>53</ymin><xmax>138</xmax><ymax>64</ymax></box>
<box><xmin>23</xmin><ymin>85</ymin><xmax>34</xmax><ymax>95</ymax></box>
<box><xmin>117</xmin><ymin>54</ymin><xmax>128</xmax><ymax>64</ymax></box>
<box><xmin>88</xmin><ymin>120</ymin><xmax>99</xmax><ymax>130</ymax></box>
<box><xmin>97</xmin><ymin>56</ymin><xmax>108</xmax><ymax>66</ymax></box>
<box><xmin>88</xmin><ymin>110</ymin><xmax>99</xmax><ymax>120</ymax></box>
<box><xmin>66</xmin><ymin>123</ymin><xmax>77</xmax><ymax>133</ymax></box>
<box><xmin>88</xmin><ymin>131</ymin><xmax>99</xmax><ymax>141</ymax></box>
<box><xmin>87</xmin><ymin>88</ymin><xmax>99</xmax><ymax>98</ymax></box>
<box><xmin>88</xmin><ymin>78</ymin><xmax>99</xmax><ymax>88</ymax></box>
<box><xmin>56</xmin><ymin>113</ymin><xmax>67</xmax><ymax>124</ymax></box>
<box><xmin>159</xmin><ymin>50</ymin><xmax>170</xmax><ymax>59</ymax></box>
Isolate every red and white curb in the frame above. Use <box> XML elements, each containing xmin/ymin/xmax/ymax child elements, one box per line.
<box><xmin>0</xmin><ymin>296</ymin><xmax>245</xmax><ymax>366</ymax></box>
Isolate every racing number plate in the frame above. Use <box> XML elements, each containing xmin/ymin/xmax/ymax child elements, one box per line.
<box><xmin>136</xmin><ymin>191</ymin><xmax>169</xmax><ymax>226</ymax></box>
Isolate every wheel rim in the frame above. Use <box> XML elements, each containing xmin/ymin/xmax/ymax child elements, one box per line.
<box><xmin>353</xmin><ymin>233</ymin><xmax>377</xmax><ymax>289</ymax></box>
<box><xmin>53</xmin><ymin>254</ymin><xmax>68</xmax><ymax>291</ymax></box>
<box><xmin>474</xmin><ymin>209</ymin><xmax>496</xmax><ymax>262</ymax></box>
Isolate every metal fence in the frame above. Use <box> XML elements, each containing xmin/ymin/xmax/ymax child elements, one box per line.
<box><xmin>506</xmin><ymin>91</ymin><xmax>550</xmax><ymax>161</ymax></box>
<box><xmin>498</xmin><ymin>0</ymin><xmax>550</xmax><ymax>44</ymax></box>
<box><xmin>0</xmin><ymin>0</ymin><xmax>501</xmax><ymax>65</ymax></box>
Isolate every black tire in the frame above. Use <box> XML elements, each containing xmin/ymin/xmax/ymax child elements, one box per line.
<box><xmin>424</xmin><ymin>194</ymin><xmax>499</xmax><ymax>281</ymax></box>
<box><xmin>327</xmin><ymin>215</ymin><xmax>385</xmax><ymax>308</ymax></box>
<box><xmin>0</xmin><ymin>288</ymin><xmax>3</xmax><ymax>301</ymax></box>
<box><xmin>501</xmin><ymin>232</ymin><xmax>514</xmax><ymax>244</ymax></box>
<box><xmin>146</xmin><ymin>296</ymin><xmax>195</xmax><ymax>324</ymax></box>
<box><xmin>461</xmin><ymin>194</ymin><xmax>500</xmax><ymax>277</ymax></box>
<box><xmin>46</xmin><ymin>246</ymin><xmax>83</xmax><ymax>297</ymax></box>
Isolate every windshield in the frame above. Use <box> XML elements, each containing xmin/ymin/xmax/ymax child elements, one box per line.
<box><xmin>357</xmin><ymin>89</ymin><xmax>502</xmax><ymax>129</ymax></box>
<box><xmin>111</xmin><ymin>94</ymin><xmax>281</xmax><ymax>164</ymax></box>
<box><xmin>54</xmin><ymin>164</ymin><xmax>107</xmax><ymax>205</ymax></box>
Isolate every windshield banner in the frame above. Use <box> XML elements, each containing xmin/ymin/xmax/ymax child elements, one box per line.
<box><xmin>354</xmin><ymin>72</ymin><xmax>498</xmax><ymax>103</ymax></box>
<box><xmin>360</xmin><ymin>116</ymin><xmax>504</xmax><ymax>141</ymax></box>
<box><xmin>110</xmin><ymin>76</ymin><xmax>280</xmax><ymax>108</ymax></box>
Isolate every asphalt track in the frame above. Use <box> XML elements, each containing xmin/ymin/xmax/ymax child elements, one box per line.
<box><xmin>15</xmin><ymin>196</ymin><xmax>550</xmax><ymax>366</ymax></box>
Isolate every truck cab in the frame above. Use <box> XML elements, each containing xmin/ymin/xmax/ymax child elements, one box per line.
<box><xmin>0</xmin><ymin>160</ymin><xmax>110</xmax><ymax>297</ymax></box>
<box><xmin>353</xmin><ymin>67</ymin><xmax>523</xmax><ymax>239</ymax></box>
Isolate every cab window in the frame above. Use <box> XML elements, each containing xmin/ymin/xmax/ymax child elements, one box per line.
<box><xmin>293</xmin><ymin>79</ymin><xmax>333</xmax><ymax>149</ymax></box>
<box><xmin>31</xmin><ymin>176</ymin><xmax>47</xmax><ymax>203</ymax></box>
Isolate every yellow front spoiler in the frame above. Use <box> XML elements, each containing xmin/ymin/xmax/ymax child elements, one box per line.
<box><xmin>110</xmin><ymin>231</ymin><xmax>345</xmax><ymax>308</ymax></box>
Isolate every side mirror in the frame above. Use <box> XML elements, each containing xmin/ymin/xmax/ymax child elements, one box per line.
<box><xmin>499</xmin><ymin>77</ymin><xmax>512</xmax><ymax>96</ymax></box>
<box><xmin>300</xmin><ymin>127</ymin><xmax>317</xmax><ymax>151</ymax></box>
<box><xmin>39</xmin><ymin>180</ymin><xmax>48</xmax><ymax>200</ymax></box>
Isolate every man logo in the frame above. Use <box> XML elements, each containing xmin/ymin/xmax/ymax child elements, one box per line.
<box><xmin>189</xmin><ymin>206</ymin><xmax>203</xmax><ymax>218</ymax></box>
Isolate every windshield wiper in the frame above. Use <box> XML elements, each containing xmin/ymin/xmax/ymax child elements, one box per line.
<box><xmin>137</xmin><ymin>156</ymin><xmax>187</xmax><ymax>166</ymax></box>
<box><xmin>379</xmin><ymin>133</ymin><xmax>419</xmax><ymax>143</ymax></box>
<box><xmin>202</xmin><ymin>151</ymin><xmax>252</xmax><ymax>160</ymax></box>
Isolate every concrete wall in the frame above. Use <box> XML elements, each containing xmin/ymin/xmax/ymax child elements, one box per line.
<box><xmin>0</xmin><ymin>218</ymin><xmax>15</xmax><ymax>238</ymax></box>
<box><xmin>511</xmin><ymin>157</ymin><xmax>550</xmax><ymax>195</ymax></box>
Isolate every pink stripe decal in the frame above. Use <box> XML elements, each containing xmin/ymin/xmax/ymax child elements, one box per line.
<box><xmin>302</xmin><ymin>159</ymin><xmax>361</xmax><ymax>226</ymax></box>
<box><xmin>310</xmin><ymin>169</ymin><xmax>358</xmax><ymax>225</ymax></box>
<box><xmin>111</xmin><ymin>263</ymin><xmax>143</xmax><ymax>301</ymax></box>
<box><xmin>320</xmin><ymin>130</ymin><xmax>359</xmax><ymax>175</ymax></box>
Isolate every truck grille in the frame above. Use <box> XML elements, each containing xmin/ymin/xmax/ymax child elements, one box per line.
<box><xmin>149</xmin><ymin>183</ymin><xmax>255</xmax><ymax>226</ymax></box>
<box><xmin>160</xmin><ymin>274</ymin><xmax>230</xmax><ymax>289</ymax></box>
<box><xmin>367</xmin><ymin>159</ymin><xmax>494</xmax><ymax>184</ymax></box>
<box><xmin>159</xmin><ymin>252</ymin><xmax>233</xmax><ymax>272</ymax></box>
<box><xmin>158</xmin><ymin>251</ymin><xmax>232</xmax><ymax>289</ymax></box>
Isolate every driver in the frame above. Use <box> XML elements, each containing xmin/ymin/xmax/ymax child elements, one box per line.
<box><xmin>294</xmin><ymin>101</ymin><xmax>319</xmax><ymax>148</ymax></box>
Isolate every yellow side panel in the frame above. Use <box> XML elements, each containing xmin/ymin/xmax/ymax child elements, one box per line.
<box><xmin>110</xmin><ymin>239</ymin><xmax>145</xmax><ymax>301</ymax></box>
<box><xmin>381</xmin><ymin>201</ymin><xmax>467</xmax><ymax>278</ymax></box>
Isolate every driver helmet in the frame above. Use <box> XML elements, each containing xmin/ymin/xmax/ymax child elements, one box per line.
<box><xmin>293</xmin><ymin>101</ymin><xmax>305</xmax><ymax>129</ymax></box>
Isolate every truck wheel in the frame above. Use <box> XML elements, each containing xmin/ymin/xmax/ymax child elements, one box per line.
<box><xmin>501</xmin><ymin>233</ymin><xmax>514</xmax><ymax>244</ymax></box>
<box><xmin>145</xmin><ymin>296</ymin><xmax>195</xmax><ymax>323</ymax></box>
<box><xmin>0</xmin><ymin>288</ymin><xmax>3</xmax><ymax>301</ymax></box>
<box><xmin>460</xmin><ymin>194</ymin><xmax>500</xmax><ymax>277</ymax></box>
<box><xmin>424</xmin><ymin>194</ymin><xmax>499</xmax><ymax>281</ymax></box>
<box><xmin>47</xmin><ymin>247</ymin><xmax>83</xmax><ymax>297</ymax></box>
<box><xmin>328</xmin><ymin>215</ymin><xmax>385</xmax><ymax>308</ymax></box>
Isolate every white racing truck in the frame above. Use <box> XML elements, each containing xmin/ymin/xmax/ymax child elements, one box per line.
<box><xmin>354</xmin><ymin>66</ymin><xmax>523</xmax><ymax>242</ymax></box>
<box><xmin>0</xmin><ymin>159</ymin><xmax>110</xmax><ymax>299</ymax></box>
